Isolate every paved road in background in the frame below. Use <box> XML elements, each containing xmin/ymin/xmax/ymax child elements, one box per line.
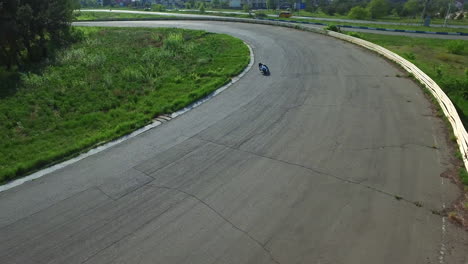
<box><xmin>178</xmin><ymin>9</ymin><xmax>468</xmax><ymax>29</ymax></box>
<box><xmin>80</xmin><ymin>9</ymin><xmax>468</xmax><ymax>39</ymax></box>
<box><xmin>0</xmin><ymin>21</ymin><xmax>467</xmax><ymax>264</ymax></box>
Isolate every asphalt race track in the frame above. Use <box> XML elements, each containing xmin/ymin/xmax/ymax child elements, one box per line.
<box><xmin>0</xmin><ymin>21</ymin><xmax>467</xmax><ymax>263</ymax></box>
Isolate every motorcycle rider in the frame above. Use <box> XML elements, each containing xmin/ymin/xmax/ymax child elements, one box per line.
<box><xmin>258</xmin><ymin>63</ymin><xmax>268</xmax><ymax>73</ymax></box>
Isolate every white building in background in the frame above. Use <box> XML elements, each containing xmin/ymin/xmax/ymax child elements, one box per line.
<box><xmin>229</xmin><ymin>0</ymin><xmax>267</xmax><ymax>8</ymax></box>
<box><xmin>229</xmin><ymin>0</ymin><xmax>241</xmax><ymax>7</ymax></box>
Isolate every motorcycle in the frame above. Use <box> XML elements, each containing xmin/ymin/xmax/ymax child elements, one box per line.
<box><xmin>258</xmin><ymin>63</ymin><xmax>270</xmax><ymax>76</ymax></box>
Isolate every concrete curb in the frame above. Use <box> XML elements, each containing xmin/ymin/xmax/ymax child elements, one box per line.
<box><xmin>0</xmin><ymin>40</ymin><xmax>255</xmax><ymax>192</ymax></box>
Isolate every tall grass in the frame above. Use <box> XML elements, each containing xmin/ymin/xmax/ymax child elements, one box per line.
<box><xmin>0</xmin><ymin>27</ymin><xmax>249</xmax><ymax>184</ymax></box>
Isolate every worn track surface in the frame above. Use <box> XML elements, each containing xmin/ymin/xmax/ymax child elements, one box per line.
<box><xmin>0</xmin><ymin>21</ymin><xmax>467</xmax><ymax>264</ymax></box>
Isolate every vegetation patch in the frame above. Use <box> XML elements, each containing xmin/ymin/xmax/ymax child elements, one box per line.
<box><xmin>75</xmin><ymin>11</ymin><xmax>173</xmax><ymax>20</ymax></box>
<box><xmin>0</xmin><ymin>27</ymin><xmax>250</xmax><ymax>184</ymax></box>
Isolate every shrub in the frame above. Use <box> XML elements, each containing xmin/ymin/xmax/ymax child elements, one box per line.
<box><xmin>199</xmin><ymin>3</ymin><xmax>205</xmax><ymax>13</ymax></box>
<box><xmin>440</xmin><ymin>77</ymin><xmax>468</xmax><ymax>99</ymax></box>
<box><xmin>347</xmin><ymin>32</ymin><xmax>363</xmax><ymax>39</ymax></box>
<box><xmin>460</xmin><ymin>168</ymin><xmax>468</xmax><ymax>185</ymax></box>
<box><xmin>348</xmin><ymin>6</ymin><xmax>370</xmax><ymax>19</ymax></box>
<box><xmin>367</xmin><ymin>0</ymin><xmax>389</xmax><ymax>19</ymax></box>
<box><xmin>122</xmin><ymin>67</ymin><xmax>144</xmax><ymax>82</ymax></box>
<box><xmin>447</xmin><ymin>40</ymin><xmax>465</xmax><ymax>55</ymax></box>
<box><xmin>243</xmin><ymin>3</ymin><xmax>251</xmax><ymax>13</ymax></box>
<box><xmin>325</xmin><ymin>25</ymin><xmax>341</xmax><ymax>33</ymax></box>
<box><xmin>83</xmin><ymin>53</ymin><xmax>107</xmax><ymax>68</ymax></box>
<box><xmin>163</xmin><ymin>33</ymin><xmax>184</xmax><ymax>52</ymax></box>
<box><xmin>256</xmin><ymin>11</ymin><xmax>267</xmax><ymax>18</ymax></box>
<box><xmin>151</xmin><ymin>4</ymin><xmax>166</xmax><ymax>12</ymax></box>
<box><xmin>403</xmin><ymin>52</ymin><xmax>415</xmax><ymax>60</ymax></box>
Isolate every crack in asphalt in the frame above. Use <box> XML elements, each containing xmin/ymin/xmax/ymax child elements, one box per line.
<box><xmin>236</xmin><ymin>105</ymin><xmax>296</xmax><ymax>150</ymax></box>
<box><xmin>81</xmin><ymin>194</ymin><xmax>191</xmax><ymax>264</ymax></box>
<box><xmin>150</xmin><ymin>185</ymin><xmax>282</xmax><ymax>264</ymax></box>
<box><xmin>195</xmin><ymin>137</ymin><xmax>439</xmax><ymax>214</ymax></box>
<box><xmin>342</xmin><ymin>142</ymin><xmax>438</xmax><ymax>151</ymax></box>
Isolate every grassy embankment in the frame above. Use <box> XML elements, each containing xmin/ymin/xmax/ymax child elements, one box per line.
<box><xmin>75</xmin><ymin>11</ymin><xmax>174</xmax><ymax>20</ymax></box>
<box><xmin>76</xmin><ymin>10</ymin><xmax>468</xmax><ymax>34</ymax></box>
<box><xmin>350</xmin><ymin>32</ymin><xmax>468</xmax><ymax>183</ymax></box>
<box><xmin>275</xmin><ymin>16</ymin><xmax>468</xmax><ymax>33</ymax></box>
<box><xmin>261</xmin><ymin>9</ymin><xmax>468</xmax><ymax>26</ymax></box>
<box><xmin>0</xmin><ymin>27</ymin><xmax>250</xmax><ymax>184</ymax></box>
<box><xmin>82</xmin><ymin>6</ymin><xmax>468</xmax><ymax>25</ymax></box>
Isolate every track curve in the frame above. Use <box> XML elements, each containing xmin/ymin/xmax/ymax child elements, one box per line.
<box><xmin>0</xmin><ymin>21</ymin><xmax>466</xmax><ymax>264</ymax></box>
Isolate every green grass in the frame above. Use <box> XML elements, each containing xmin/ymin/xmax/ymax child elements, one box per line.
<box><xmin>0</xmin><ymin>27</ymin><xmax>250</xmax><ymax>184</ymax></box>
<box><xmin>262</xmin><ymin>9</ymin><xmax>468</xmax><ymax>26</ymax></box>
<box><xmin>460</xmin><ymin>168</ymin><xmax>468</xmax><ymax>185</ymax></box>
<box><xmin>275</xmin><ymin>17</ymin><xmax>468</xmax><ymax>34</ymax></box>
<box><xmin>81</xmin><ymin>7</ymin><xmax>468</xmax><ymax>26</ymax></box>
<box><xmin>75</xmin><ymin>11</ymin><xmax>173</xmax><ymax>20</ymax></box>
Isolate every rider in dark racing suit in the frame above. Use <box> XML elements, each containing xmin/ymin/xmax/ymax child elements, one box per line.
<box><xmin>258</xmin><ymin>63</ymin><xmax>268</xmax><ymax>73</ymax></box>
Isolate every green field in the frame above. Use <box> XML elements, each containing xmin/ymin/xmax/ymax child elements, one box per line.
<box><xmin>277</xmin><ymin>16</ymin><xmax>468</xmax><ymax>33</ymax></box>
<box><xmin>258</xmin><ymin>9</ymin><xmax>468</xmax><ymax>26</ymax></box>
<box><xmin>75</xmin><ymin>11</ymin><xmax>173</xmax><ymax>20</ymax></box>
<box><xmin>0</xmin><ymin>27</ymin><xmax>250</xmax><ymax>183</ymax></box>
<box><xmin>81</xmin><ymin>6</ymin><xmax>468</xmax><ymax>26</ymax></box>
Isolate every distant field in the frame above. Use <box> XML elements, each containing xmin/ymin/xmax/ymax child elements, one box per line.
<box><xmin>0</xmin><ymin>27</ymin><xmax>250</xmax><ymax>183</ymax></box>
<box><xmin>75</xmin><ymin>11</ymin><xmax>173</xmax><ymax>20</ymax></box>
<box><xmin>76</xmin><ymin>10</ymin><xmax>468</xmax><ymax>33</ymax></box>
<box><xmin>260</xmin><ymin>9</ymin><xmax>468</xmax><ymax>26</ymax></box>
<box><xmin>81</xmin><ymin>7</ymin><xmax>468</xmax><ymax>25</ymax></box>
<box><xmin>275</xmin><ymin>17</ymin><xmax>468</xmax><ymax>33</ymax></box>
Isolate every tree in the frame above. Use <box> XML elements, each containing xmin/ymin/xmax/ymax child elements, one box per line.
<box><xmin>80</xmin><ymin>0</ymin><xmax>100</xmax><ymax>8</ymax></box>
<box><xmin>348</xmin><ymin>6</ymin><xmax>370</xmax><ymax>19</ymax></box>
<box><xmin>318</xmin><ymin>0</ymin><xmax>335</xmax><ymax>15</ymax></box>
<box><xmin>367</xmin><ymin>0</ymin><xmax>389</xmax><ymax>18</ymax></box>
<box><xmin>0</xmin><ymin>0</ymin><xmax>79</xmax><ymax>69</ymax></box>
<box><xmin>243</xmin><ymin>2</ymin><xmax>251</xmax><ymax>13</ymax></box>
<box><xmin>220</xmin><ymin>1</ymin><xmax>229</xmax><ymax>8</ymax></box>
<box><xmin>213</xmin><ymin>0</ymin><xmax>220</xmax><ymax>8</ymax></box>
<box><xmin>267</xmin><ymin>0</ymin><xmax>277</xmax><ymax>10</ymax></box>
<box><xmin>189</xmin><ymin>0</ymin><xmax>196</xmax><ymax>9</ymax></box>
<box><xmin>199</xmin><ymin>2</ymin><xmax>205</xmax><ymax>13</ymax></box>
<box><xmin>0</xmin><ymin>0</ymin><xmax>21</xmax><ymax>69</ymax></box>
<box><xmin>152</xmin><ymin>4</ymin><xmax>166</xmax><ymax>11</ymax></box>
<box><xmin>305</xmin><ymin>0</ymin><xmax>317</xmax><ymax>12</ymax></box>
<box><xmin>403</xmin><ymin>0</ymin><xmax>423</xmax><ymax>17</ymax></box>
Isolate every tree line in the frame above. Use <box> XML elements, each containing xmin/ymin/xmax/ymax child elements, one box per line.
<box><xmin>302</xmin><ymin>0</ymin><xmax>463</xmax><ymax>19</ymax></box>
<box><xmin>0</xmin><ymin>0</ymin><xmax>79</xmax><ymax>70</ymax></box>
